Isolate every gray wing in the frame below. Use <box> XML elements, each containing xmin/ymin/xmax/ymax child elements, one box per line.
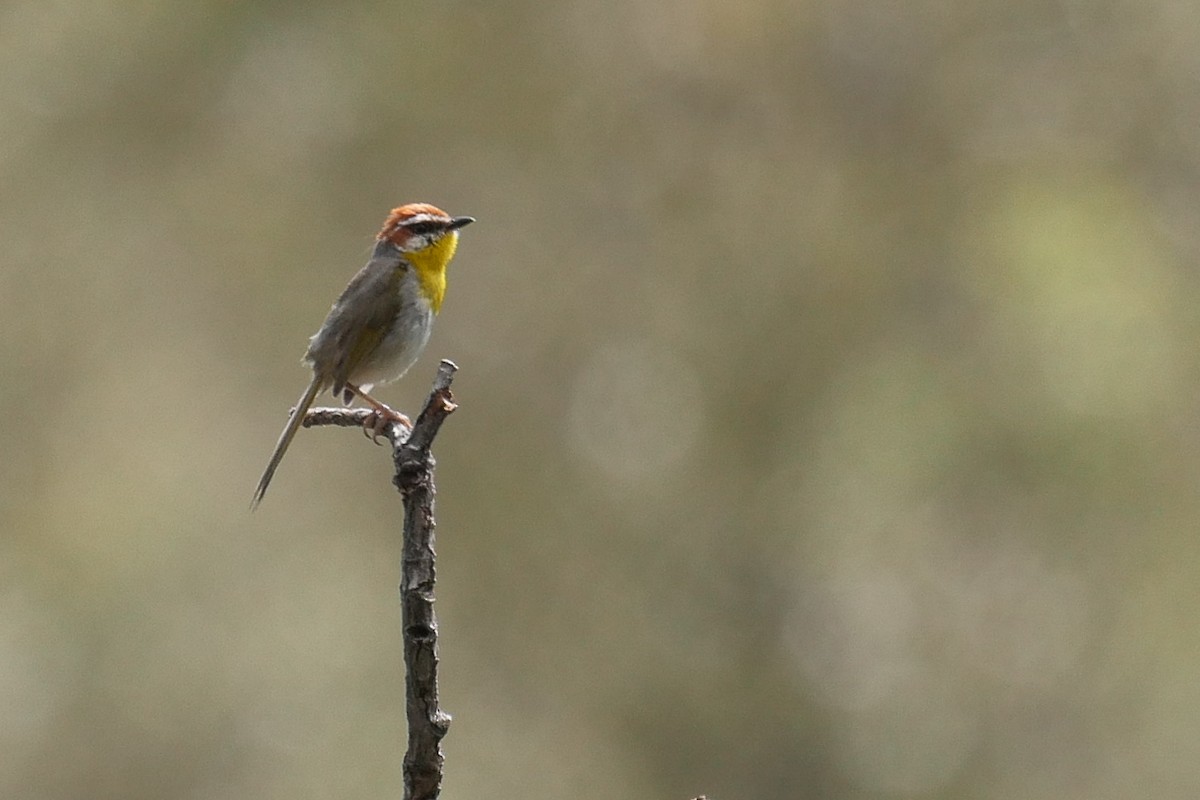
<box><xmin>305</xmin><ymin>241</ymin><xmax>405</xmax><ymax>396</ymax></box>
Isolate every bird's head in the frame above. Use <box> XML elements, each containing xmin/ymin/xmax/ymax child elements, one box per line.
<box><xmin>377</xmin><ymin>203</ymin><xmax>474</xmax><ymax>314</ymax></box>
<box><xmin>378</xmin><ymin>203</ymin><xmax>475</xmax><ymax>254</ymax></box>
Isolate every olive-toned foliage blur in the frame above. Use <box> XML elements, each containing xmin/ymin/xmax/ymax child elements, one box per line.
<box><xmin>4</xmin><ymin>1</ymin><xmax>1199</xmax><ymax>798</ymax></box>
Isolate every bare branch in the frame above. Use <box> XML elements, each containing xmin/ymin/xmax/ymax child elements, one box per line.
<box><xmin>298</xmin><ymin>359</ymin><xmax>459</xmax><ymax>800</ymax></box>
<box><xmin>394</xmin><ymin>360</ymin><xmax>457</xmax><ymax>800</ymax></box>
<box><xmin>300</xmin><ymin>406</ymin><xmax>379</xmax><ymax>429</ymax></box>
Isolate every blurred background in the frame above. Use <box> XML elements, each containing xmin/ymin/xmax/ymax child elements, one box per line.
<box><xmin>3</xmin><ymin>1</ymin><xmax>1200</xmax><ymax>798</ymax></box>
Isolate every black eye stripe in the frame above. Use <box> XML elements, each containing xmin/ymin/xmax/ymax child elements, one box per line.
<box><xmin>404</xmin><ymin>220</ymin><xmax>442</xmax><ymax>236</ymax></box>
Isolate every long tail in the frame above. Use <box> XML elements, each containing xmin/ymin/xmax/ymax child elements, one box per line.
<box><xmin>251</xmin><ymin>375</ymin><xmax>324</xmax><ymax>510</ymax></box>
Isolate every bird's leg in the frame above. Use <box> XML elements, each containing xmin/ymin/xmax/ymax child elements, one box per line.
<box><xmin>345</xmin><ymin>383</ymin><xmax>412</xmax><ymax>444</ymax></box>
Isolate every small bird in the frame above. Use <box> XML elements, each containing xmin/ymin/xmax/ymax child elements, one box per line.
<box><xmin>251</xmin><ymin>203</ymin><xmax>474</xmax><ymax>509</ymax></box>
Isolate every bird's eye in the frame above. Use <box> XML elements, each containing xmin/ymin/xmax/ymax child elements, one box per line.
<box><xmin>405</xmin><ymin>221</ymin><xmax>440</xmax><ymax>236</ymax></box>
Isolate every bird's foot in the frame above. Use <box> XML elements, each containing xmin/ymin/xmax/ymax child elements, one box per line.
<box><xmin>362</xmin><ymin>405</ymin><xmax>412</xmax><ymax>445</ymax></box>
<box><xmin>343</xmin><ymin>382</ymin><xmax>411</xmax><ymax>444</ymax></box>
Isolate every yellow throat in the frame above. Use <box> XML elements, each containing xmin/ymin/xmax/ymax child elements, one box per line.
<box><xmin>404</xmin><ymin>230</ymin><xmax>459</xmax><ymax>314</ymax></box>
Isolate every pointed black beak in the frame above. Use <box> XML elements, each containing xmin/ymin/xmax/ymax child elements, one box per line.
<box><xmin>449</xmin><ymin>216</ymin><xmax>475</xmax><ymax>230</ymax></box>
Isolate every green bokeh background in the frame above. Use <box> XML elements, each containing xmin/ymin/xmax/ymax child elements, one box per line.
<box><xmin>5</xmin><ymin>2</ymin><xmax>1200</xmax><ymax>798</ymax></box>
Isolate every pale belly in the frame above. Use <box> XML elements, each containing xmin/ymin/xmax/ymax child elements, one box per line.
<box><xmin>349</xmin><ymin>300</ymin><xmax>434</xmax><ymax>391</ymax></box>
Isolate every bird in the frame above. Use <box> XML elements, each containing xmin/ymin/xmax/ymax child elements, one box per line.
<box><xmin>251</xmin><ymin>203</ymin><xmax>474</xmax><ymax>509</ymax></box>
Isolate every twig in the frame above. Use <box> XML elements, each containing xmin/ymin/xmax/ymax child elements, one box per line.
<box><xmin>300</xmin><ymin>359</ymin><xmax>459</xmax><ymax>800</ymax></box>
<box><xmin>394</xmin><ymin>360</ymin><xmax>457</xmax><ymax>800</ymax></box>
<box><xmin>299</xmin><ymin>406</ymin><xmax>380</xmax><ymax>429</ymax></box>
